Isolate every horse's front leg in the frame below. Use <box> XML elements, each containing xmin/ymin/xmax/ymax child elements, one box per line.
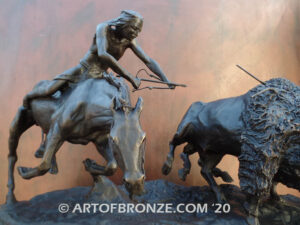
<box><xmin>18</xmin><ymin>123</ymin><xmax>63</xmax><ymax>179</ymax></box>
<box><xmin>34</xmin><ymin>130</ymin><xmax>58</xmax><ymax>175</ymax></box>
<box><xmin>83</xmin><ymin>139</ymin><xmax>117</xmax><ymax>177</ymax></box>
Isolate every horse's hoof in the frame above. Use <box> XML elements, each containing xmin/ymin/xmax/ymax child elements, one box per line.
<box><xmin>49</xmin><ymin>165</ymin><xmax>58</xmax><ymax>174</ymax></box>
<box><xmin>83</xmin><ymin>158</ymin><xmax>95</xmax><ymax>170</ymax></box>
<box><xmin>17</xmin><ymin>167</ymin><xmax>36</xmax><ymax>179</ymax></box>
<box><xmin>34</xmin><ymin>148</ymin><xmax>45</xmax><ymax>158</ymax></box>
<box><xmin>162</xmin><ymin>162</ymin><xmax>172</xmax><ymax>175</ymax></box>
<box><xmin>83</xmin><ymin>159</ymin><xmax>105</xmax><ymax>175</ymax></box>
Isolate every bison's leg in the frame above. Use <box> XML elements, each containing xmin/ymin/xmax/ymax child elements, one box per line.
<box><xmin>178</xmin><ymin>144</ymin><xmax>197</xmax><ymax>181</ymax></box>
<box><xmin>83</xmin><ymin>139</ymin><xmax>117</xmax><ymax>177</ymax></box>
<box><xmin>244</xmin><ymin>194</ymin><xmax>261</xmax><ymax>225</ymax></box>
<box><xmin>212</xmin><ymin>167</ymin><xmax>234</xmax><ymax>183</ymax></box>
<box><xmin>162</xmin><ymin>123</ymin><xmax>195</xmax><ymax>175</ymax></box>
<box><xmin>18</xmin><ymin>123</ymin><xmax>63</xmax><ymax>179</ymax></box>
<box><xmin>198</xmin><ymin>152</ymin><xmax>226</xmax><ymax>203</ymax></box>
<box><xmin>6</xmin><ymin>107</ymin><xmax>35</xmax><ymax>204</ymax></box>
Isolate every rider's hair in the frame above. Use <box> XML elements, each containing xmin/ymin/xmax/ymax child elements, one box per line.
<box><xmin>109</xmin><ymin>10</ymin><xmax>143</xmax><ymax>28</ymax></box>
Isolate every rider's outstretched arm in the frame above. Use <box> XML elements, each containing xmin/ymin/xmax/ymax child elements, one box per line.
<box><xmin>96</xmin><ymin>24</ymin><xmax>139</xmax><ymax>89</ymax></box>
<box><xmin>130</xmin><ymin>40</ymin><xmax>173</xmax><ymax>87</ymax></box>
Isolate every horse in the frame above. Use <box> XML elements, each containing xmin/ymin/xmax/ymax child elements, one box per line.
<box><xmin>6</xmin><ymin>76</ymin><xmax>146</xmax><ymax>204</ymax></box>
<box><xmin>162</xmin><ymin>78</ymin><xmax>300</xmax><ymax>225</ymax></box>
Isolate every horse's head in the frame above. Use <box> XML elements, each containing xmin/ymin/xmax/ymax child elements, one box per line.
<box><xmin>109</xmin><ymin>97</ymin><xmax>146</xmax><ymax>197</ymax></box>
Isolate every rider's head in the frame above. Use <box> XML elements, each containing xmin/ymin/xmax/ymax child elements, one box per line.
<box><xmin>111</xmin><ymin>10</ymin><xmax>143</xmax><ymax>41</ymax></box>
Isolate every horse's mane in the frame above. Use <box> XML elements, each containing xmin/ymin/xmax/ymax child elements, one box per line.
<box><xmin>238</xmin><ymin>78</ymin><xmax>300</xmax><ymax>197</ymax></box>
<box><xmin>109</xmin><ymin>75</ymin><xmax>132</xmax><ymax>107</ymax></box>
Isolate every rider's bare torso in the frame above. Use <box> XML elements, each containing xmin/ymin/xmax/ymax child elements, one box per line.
<box><xmin>82</xmin><ymin>24</ymin><xmax>130</xmax><ymax>74</ymax></box>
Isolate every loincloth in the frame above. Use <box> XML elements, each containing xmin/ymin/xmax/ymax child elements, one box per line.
<box><xmin>54</xmin><ymin>59</ymin><xmax>122</xmax><ymax>89</ymax></box>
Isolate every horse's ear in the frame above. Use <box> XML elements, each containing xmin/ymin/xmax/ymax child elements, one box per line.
<box><xmin>133</xmin><ymin>97</ymin><xmax>143</xmax><ymax>115</ymax></box>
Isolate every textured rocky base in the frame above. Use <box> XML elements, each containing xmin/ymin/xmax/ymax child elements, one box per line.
<box><xmin>1</xmin><ymin>178</ymin><xmax>299</xmax><ymax>225</ymax></box>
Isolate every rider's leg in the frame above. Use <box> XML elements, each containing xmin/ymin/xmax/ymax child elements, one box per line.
<box><xmin>23</xmin><ymin>79</ymin><xmax>67</xmax><ymax>109</ymax></box>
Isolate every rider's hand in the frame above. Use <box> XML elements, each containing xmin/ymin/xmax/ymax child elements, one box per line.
<box><xmin>168</xmin><ymin>84</ymin><xmax>176</xmax><ymax>89</ymax></box>
<box><xmin>132</xmin><ymin>77</ymin><xmax>141</xmax><ymax>89</ymax></box>
<box><xmin>165</xmin><ymin>79</ymin><xmax>175</xmax><ymax>89</ymax></box>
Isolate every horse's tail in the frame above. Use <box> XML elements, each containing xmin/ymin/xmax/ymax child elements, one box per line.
<box><xmin>6</xmin><ymin>106</ymin><xmax>35</xmax><ymax>204</ymax></box>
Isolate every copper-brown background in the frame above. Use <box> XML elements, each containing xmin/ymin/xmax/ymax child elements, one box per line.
<box><xmin>1</xmin><ymin>0</ymin><xmax>299</xmax><ymax>204</ymax></box>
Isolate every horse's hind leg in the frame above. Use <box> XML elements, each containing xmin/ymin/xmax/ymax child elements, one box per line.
<box><xmin>84</xmin><ymin>139</ymin><xmax>117</xmax><ymax>177</ymax></box>
<box><xmin>18</xmin><ymin>123</ymin><xmax>63</xmax><ymax>179</ymax></box>
<box><xmin>7</xmin><ymin>107</ymin><xmax>35</xmax><ymax>204</ymax></box>
<box><xmin>162</xmin><ymin>123</ymin><xmax>195</xmax><ymax>175</ymax></box>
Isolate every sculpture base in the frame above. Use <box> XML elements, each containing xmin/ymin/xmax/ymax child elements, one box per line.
<box><xmin>1</xmin><ymin>178</ymin><xmax>299</xmax><ymax>225</ymax></box>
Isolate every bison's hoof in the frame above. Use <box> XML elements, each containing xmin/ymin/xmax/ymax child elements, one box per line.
<box><xmin>178</xmin><ymin>168</ymin><xmax>189</xmax><ymax>181</ymax></box>
<box><xmin>178</xmin><ymin>169</ymin><xmax>186</xmax><ymax>181</ymax></box>
<box><xmin>162</xmin><ymin>161</ymin><xmax>172</xmax><ymax>175</ymax></box>
<box><xmin>5</xmin><ymin>192</ymin><xmax>17</xmax><ymax>205</ymax></box>
<box><xmin>216</xmin><ymin>192</ymin><xmax>227</xmax><ymax>204</ymax></box>
<box><xmin>246</xmin><ymin>215</ymin><xmax>260</xmax><ymax>225</ymax></box>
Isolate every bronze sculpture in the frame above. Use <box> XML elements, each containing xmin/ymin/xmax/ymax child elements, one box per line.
<box><xmin>3</xmin><ymin>7</ymin><xmax>298</xmax><ymax>225</ymax></box>
<box><xmin>162</xmin><ymin>78</ymin><xmax>300</xmax><ymax>225</ymax></box>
